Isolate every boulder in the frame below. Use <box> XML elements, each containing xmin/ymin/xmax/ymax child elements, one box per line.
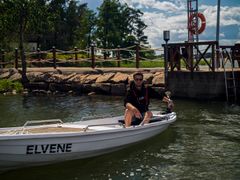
<box><xmin>0</xmin><ymin>69</ymin><xmax>19</xmax><ymax>80</ymax></box>
<box><xmin>26</xmin><ymin>72</ymin><xmax>50</xmax><ymax>82</ymax></box>
<box><xmin>71</xmin><ymin>83</ymin><xmax>83</xmax><ymax>94</ymax></box>
<box><xmin>48</xmin><ymin>74</ymin><xmax>65</xmax><ymax>83</ymax></box>
<box><xmin>8</xmin><ymin>72</ymin><xmax>22</xmax><ymax>81</ymax></box>
<box><xmin>111</xmin><ymin>83</ymin><xmax>126</xmax><ymax>96</ymax></box>
<box><xmin>95</xmin><ymin>73</ymin><xmax>115</xmax><ymax>83</ymax></box>
<box><xmin>0</xmin><ymin>71</ymin><xmax>12</xmax><ymax>79</ymax></box>
<box><xmin>28</xmin><ymin>82</ymin><xmax>49</xmax><ymax>91</ymax></box>
<box><xmin>143</xmin><ymin>73</ymin><xmax>154</xmax><ymax>84</ymax></box>
<box><xmin>68</xmin><ymin>74</ymin><xmax>89</xmax><ymax>83</ymax></box>
<box><xmin>93</xmin><ymin>83</ymin><xmax>111</xmax><ymax>94</ymax></box>
<box><xmin>49</xmin><ymin>83</ymin><xmax>72</xmax><ymax>92</ymax></box>
<box><xmin>111</xmin><ymin>72</ymin><xmax>129</xmax><ymax>84</ymax></box>
<box><xmin>152</xmin><ymin>72</ymin><xmax>164</xmax><ymax>86</ymax></box>
<box><xmin>82</xmin><ymin>84</ymin><xmax>93</xmax><ymax>93</ymax></box>
<box><xmin>82</xmin><ymin>74</ymin><xmax>100</xmax><ymax>84</ymax></box>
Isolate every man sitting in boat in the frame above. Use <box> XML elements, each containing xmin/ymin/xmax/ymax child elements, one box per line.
<box><xmin>124</xmin><ymin>72</ymin><xmax>173</xmax><ymax>127</ymax></box>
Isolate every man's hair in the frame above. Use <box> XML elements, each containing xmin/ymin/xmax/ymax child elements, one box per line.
<box><xmin>133</xmin><ymin>72</ymin><xmax>143</xmax><ymax>79</ymax></box>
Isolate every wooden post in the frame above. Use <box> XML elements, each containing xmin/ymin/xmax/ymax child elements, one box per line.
<box><xmin>136</xmin><ymin>43</ymin><xmax>140</xmax><ymax>68</ymax></box>
<box><xmin>74</xmin><ymin>46</ymin><xmax>78</xmax><ymax>60</ymax></box>
<box><xmin>15</xmin><ymin>48</ymin><xmax>18</xmax><ymax>69</ymax></box>
<box><xmin>117</xmin><ymin>45</ymin><xmax>120</xmax><ymax>67</ymax></box>
<box><xmin>212</xmin><ymin>44</ymin><xmax>215</xmax><ymax>72</ymax></box>
<box><xmin>188</xmin><ymin>45</ymin><xmax>193</xmax><ymax>73</ymax></box>
<box><xmin>52</xmin><ymin>46</ymin><xmax>56</xmax><ymax>69</ymax></box>
<box><xmin>91</xmin><ymin>44</ymin><xmax>95</xmax><ymax>69</ymax></box>
<box><xmin>1</xmin><ymin>49</ymin><xmax>5</xmax><ymax>68</ymax></box>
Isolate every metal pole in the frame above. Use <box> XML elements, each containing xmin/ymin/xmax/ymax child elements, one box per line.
<box><xmin>216</xmin><ymin>0</ymin><xmax>221</xmax><ymax>42</ymax></box>
<box><xmin>163</xmin><ymin>30</ymin><xmax>170</xmax><ymax>88</ymax></box>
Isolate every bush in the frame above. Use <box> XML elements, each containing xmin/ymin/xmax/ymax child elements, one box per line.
<box><xmin>0</xmin><ymin>79</ymin><xmax>23</xmax><ymax>93</ymax></box>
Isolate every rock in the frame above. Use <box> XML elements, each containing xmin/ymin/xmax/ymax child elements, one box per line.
<box><xmin>143</xmin><ymin>73</ymin><xmax>154</xmax><ymax>84</ymax></box>
<box><xmin>68</xmin><ymin>74</ymin><xmax>89</xmax><ymax>83</ymax></box>
<box><xmin>8</xmin><ymin>72</ymin><xmax>22</xmax><ymax>81</ymax></box>
<box><xmin>111</xmin><ymin>72</ymin><xmax>129</xmax><ymax>84</ymax></box>
<box><xmin>111</xmin><ymin>83</ymin><xmax>126</xmax><ymax>96</ymax></box>
<box><xmin>152</xmin><ymin>72</ymin><xmax>164</xmax><ymax>86</ymax></box>
<box><xmin>93</xmin><ymin>83</ymin><xmax>111</xmax><ymax>94</ymax></box>
<box><xmin>0</xmin><ymin>71</ymin><xmax>11</xmax><ymax>79</ymax></box>
<box><xmin>96</xmin><ymin>73</ymin><xmax>115</xmax><ymax>83</ymax></box>
<box><xmin>48</xmin><ymin>74</ymin><xmax>65</xmax><ymax>83</ymax></box>
<box><xmin>28</xmin><ymin>82</ymin><xmax>49</xmax><ymax>91</ymax></box>
<box><xmin>48</xmin><ymin>73</ymin><xmax>77</xmax><ymax>83</ymax></box>
<box><xmin>26</xmin><ymin>72</ymin><xmax>47</xmax><ymax>82</ymax></box>
<box><xmin>49</xmin><ymin>83</ymin><xmax>72</xmax><ymax>92</ymax></box>
<box><xmin>71</xmin><ymin>83</ymin><xmax>83</xmax><ymax>94</ymax></box>
<box><xmin>82</xmin><ymin>74</ymin><xmax>100</xmax><ymax>84</ymax></box>
<box><xmin>32</xmin><ymin>90</ymin><xmax>48</xmax><ymax>95</ymax></box>
<box><xmin>12</xmin><ymin>90</ymin><xmax>17</xmax><ymax>95</ymax></box>
<box><xmin>88</xmin><ymin>92</ymin><xmax>96</xmax><ymax>96</ymax></box>
<box><xmin>63</xmin><ymin>73</ymin><xmax>76</xmax><ymax>82</ymax></box>
<box><xmin>82</xmin><ymin>84</ymin><xmax>93</xmax><ymax>93</ymax></box>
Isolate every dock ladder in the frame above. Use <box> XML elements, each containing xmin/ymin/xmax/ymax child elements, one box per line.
<box><xmin>220</xmin><ymin>48</ymin><xmax>237</xmax><ymax>102</ymax></box>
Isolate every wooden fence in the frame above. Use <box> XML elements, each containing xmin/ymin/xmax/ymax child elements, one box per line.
<box><xmin>0</xmin><ymin>45</ymin><xmax>164</xmax><ymax>69</ymax></box>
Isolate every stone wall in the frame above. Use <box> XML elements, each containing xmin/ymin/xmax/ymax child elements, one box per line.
<box><xmin>0</xmin><ymin>68</ymin><xmax>165</xmax><ymax>97</ymax></box>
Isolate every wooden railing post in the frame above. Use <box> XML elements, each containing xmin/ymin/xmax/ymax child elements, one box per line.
<box><xmin>15</xmin><ymin>48</ymin><xmax>19</xmax><ymax>69</ymax></box>
<box><xmin>212</xmin><ymin>43</ymin><xmax>215</xmax><ymax>72</ymax></box>
<box><xmin>135</xmin><ymin>43</ymin><xmax>140</xmax><ymax>68</ymax></box>
<box><xmin>1</xmin><ymin>49</ymin><xmax>5</xmax><ymax>68</ymax></box>
<box><xmin>52</xmin><ymin>46</ymin><xmax>56</xmax><ymax>69</ymax></box>
<box><xmin>91</xmin><ymin>44</ymin><xmax>95</xmax><ymax>69</ymax></box>
<box><xmin>74</xmin><ymin>46</ymin><xmax>78</xmax><ymax>60</ymax></box>
<box><xmin>117</xmin><ymin>45</ymin><xmax>121</xmax><ymax>67</ymax></box>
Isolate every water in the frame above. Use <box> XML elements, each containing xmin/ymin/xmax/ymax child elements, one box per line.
<box><xmin>0</xmin><ymin>95</ymin><xmax>240</xmax><ymax>179</ymax></box>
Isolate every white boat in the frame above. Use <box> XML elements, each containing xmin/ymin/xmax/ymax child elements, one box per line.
<box><xmin>0</xmin><ymin>111</ymin><xmax>176</xmax><ymax>170</ymax></box>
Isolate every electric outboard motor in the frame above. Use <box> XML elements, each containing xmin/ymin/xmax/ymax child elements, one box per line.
<box><xmin>164</xmin><ymin>91</ymin><xmax>174</xmax><ymax>113</ymax></box>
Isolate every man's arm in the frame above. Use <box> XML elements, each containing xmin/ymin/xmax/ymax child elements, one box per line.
<box><xmin>125</xmin><ymin>103</ymin><xmax>143</xmax><ymax>119</ymax></box>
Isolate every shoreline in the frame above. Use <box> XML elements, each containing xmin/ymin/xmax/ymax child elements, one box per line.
<box><xmin>0</xmin><ymin>68</ymin><xmax>165</xmax><ymax>97</ymax></box>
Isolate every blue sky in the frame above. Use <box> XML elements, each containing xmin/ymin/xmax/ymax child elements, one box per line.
<box><xmin>79</xmin><ymin>0</ymin><xmax>240</xmax><ymax>48</ymax></box>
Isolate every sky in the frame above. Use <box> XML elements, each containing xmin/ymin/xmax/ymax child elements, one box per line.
<box><xmin>79</xmin><ymin>0</ymin><xmax>240</xmax><ymax>48</ymax></box>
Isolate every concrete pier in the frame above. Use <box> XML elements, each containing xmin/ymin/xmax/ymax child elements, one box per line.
<box><xmin>168</xmin><ymin>70</ymin><xmax>240</xmax><ymax>101</ymax></box>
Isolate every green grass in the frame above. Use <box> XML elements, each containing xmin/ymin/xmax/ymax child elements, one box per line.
<box><xmin>0</xmin><ymin>79</ymin><xmax>23</xmax><ymax>93</ymax></box>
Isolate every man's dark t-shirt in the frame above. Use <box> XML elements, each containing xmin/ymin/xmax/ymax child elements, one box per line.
<box><xmin>124</xmin><ymin>82</ymin><xmax>164</xmax><ymax>113</ymax></box>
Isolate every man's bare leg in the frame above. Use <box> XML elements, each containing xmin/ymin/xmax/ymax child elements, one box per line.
<box><xmin>141</xmin><ymin>111</ymin><xmax>153</xmax><ymax>125</ymax></box>
<box><xmin>124</xmin><ymin>109</ymin><xmax>134</xmax><ymax>127</ymax></box>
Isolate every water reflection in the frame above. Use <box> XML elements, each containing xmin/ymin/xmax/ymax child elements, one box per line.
<box><xmin>0</xmin><ymin>95</ymin><xmax>239</xmax><ymax>179</ymax></box>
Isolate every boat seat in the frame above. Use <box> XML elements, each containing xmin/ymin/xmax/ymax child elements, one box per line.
<box><xmin>118</xmin><ymin>117</ymin><xmax>161</xmax><ymax>125</ymax></box>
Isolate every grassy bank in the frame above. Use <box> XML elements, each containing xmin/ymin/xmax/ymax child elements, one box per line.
<box><xmin>0</xmin><ymin>79</ymin><xmax>23</xmax><ymax>93</ymax></box>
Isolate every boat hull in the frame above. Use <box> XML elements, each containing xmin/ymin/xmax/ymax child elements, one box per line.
<box><xmin>0</xmin><ymin>112</ymin><xmax>176</xmax><ymax>170</ymax></box>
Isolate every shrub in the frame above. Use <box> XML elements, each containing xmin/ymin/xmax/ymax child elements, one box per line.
<box><xmin>0</xmin><ymin>79</ymin><xmax>23</xmax><ymax>93</ymax></box>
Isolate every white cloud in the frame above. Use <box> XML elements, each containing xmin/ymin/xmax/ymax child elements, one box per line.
<box><xmin>119</xmin><ymin>0</ymin><xmax>240</xmax><ymax>47</ymax></box>
<box><xmin>123</xmin><ymin>0</ymin><xmax>185</xmax><ymax>12</ymax></box>
<box><xmin>200</xmin><ymin>5</ymin><xmax>240</xmax><ymax>27</ymax></box>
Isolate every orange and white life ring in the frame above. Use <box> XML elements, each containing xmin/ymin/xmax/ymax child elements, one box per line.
<box><xmin>189</xmin><ymin>12</ymin><xmax>206</xmax><ymax>35</ymax></box>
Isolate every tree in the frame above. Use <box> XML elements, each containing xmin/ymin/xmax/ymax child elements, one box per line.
<box><xmin>96</xmin><ymin>0</ymin><xmax>148</xmax><ymax>51</ymax></box>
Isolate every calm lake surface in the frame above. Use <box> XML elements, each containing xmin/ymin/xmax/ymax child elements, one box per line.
<box><xmin>0</xmin><ymin>94</ymin><xmax>239</xmax><ymax>180</ymax></box>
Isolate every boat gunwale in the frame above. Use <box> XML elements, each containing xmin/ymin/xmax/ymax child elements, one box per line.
<box><xmin>0</xmin><ymin>112</ymin><xmax>176</xmax><ymax>140</ymax></box>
